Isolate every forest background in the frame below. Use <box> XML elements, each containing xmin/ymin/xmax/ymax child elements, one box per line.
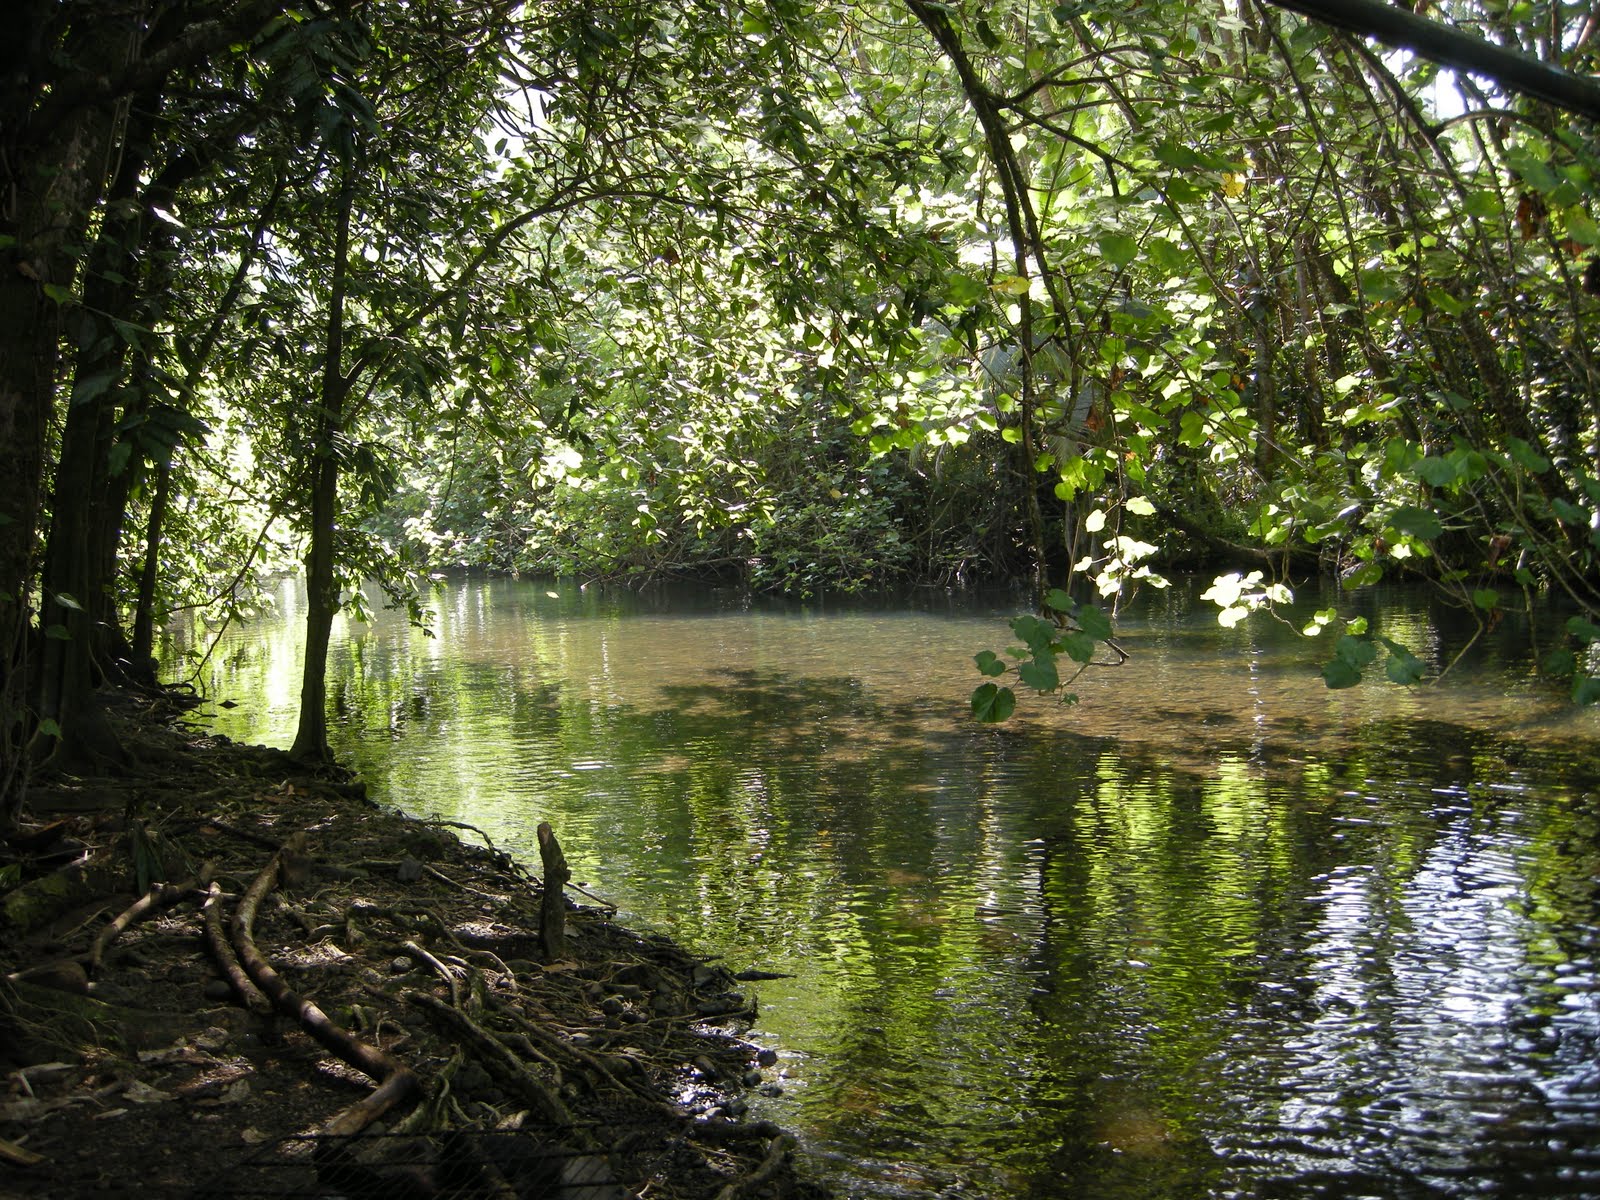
<box><xmin>7</xmin><ymin>0</ymin><xmax>1600</xmax><ymax>829</ymax></box>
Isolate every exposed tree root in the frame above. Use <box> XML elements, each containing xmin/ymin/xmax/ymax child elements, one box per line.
<box><xmin>2</xmin><ymin>714</ymin><xmax>823</xmax><ymax>1199</ymax></box>
<box><xmin>231</xmin><ymin>839</ymin><xmax>421</xmax><ymax>1150</ymax></box>
<box><xmin>88</xmin><ymin>872</ymin><xmax>209</xmax><ymax>974</ymax></box>
<box><xmin>408</xmin><ymin>989</ymin><xmax>574</xmax><ymax>1127</ymax></box>
<box><xmin>714</xmin><ymin>1133</ymin><xmax>795</xmax><ymax>1200</ymax></box>
<box><xmin>201</xmin><ymin>881</ymin><xmax>270</xmax><ymax>1014</ymax></box>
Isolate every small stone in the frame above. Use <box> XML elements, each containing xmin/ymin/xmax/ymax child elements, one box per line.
<box><xmin>600</xmin><ymin>997</ymin><xmax>625</xmax><ymax>1016</ymax></box>
<box><xmin>759</xmin><ymin>1083</ymin><xmax>784</xmax><ymax>1097</ymax></box>
<box><xmin>396</xmin><ymin>856</ymin><xmax>424</xmax><ymax>883</ymax></box>
<box><xmin>623</xmin><ymin>1009</ymin><xmax>646</xmax><ymax>1024</ymax></box>
<box><xmin>615</xmin><ymin>983</ymin><xmax>645</xmax><ymax>1001</ymax></box>
<box><xmin>693</xmin><ymin>1056</ymin><xmax>718</xmax><ymax>1080</ymax></box>
<box><xmin>724</xmin><ymin>1098</ymin><xmax>748</xmax><ymax>1117</ymax></box>
<box><xmin>755</xmin><ymin>1048</ymin><xmax>779</xmax><ymax>1068</ymax></box>
<box><xmin>741</xmin><ymin>1069</ymin><xmax>763</xmax><ymax>1087</ymax></box>
<box><xmin>203</xmin><ymin>979</ymin><xmax>233</xmax><ymax>1002</ymax></box>
<box><xmin>390</xmin><ymin>957</ymin><xmax>412</xmax><ymax>974</ymax></box>
<box><xmin>691</xmin><ymin>965</ymin><xmax>717</xmax><ymax>988</ymax></box>
<box><xmin>651</xmin><ymin>994</ymin><xmax>676</xmax><ymax>1015</ymax></box>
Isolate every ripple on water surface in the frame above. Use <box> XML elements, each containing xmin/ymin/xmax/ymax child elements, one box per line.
<box><xmin>179</xmin><ymin>577</ymin><xmax>1600</xmax><ymax>1198</ymax></box>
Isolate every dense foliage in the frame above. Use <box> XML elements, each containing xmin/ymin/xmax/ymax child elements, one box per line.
<box><xmin>6</xmin><ymin>0</ymin><xmax>1600</xmax><ymax>820</ymax></box>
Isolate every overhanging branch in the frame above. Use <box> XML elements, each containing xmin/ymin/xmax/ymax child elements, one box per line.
<box><xmin>1264</xmin><ymin>0</ymin><xmax>1600</xmax><ymax>121</ymax></box>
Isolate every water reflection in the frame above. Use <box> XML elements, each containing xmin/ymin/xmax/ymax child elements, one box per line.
<box><xmin>169</xmin><ymin>576</ymin><xmax>1600</xmax><ymax>1198</ymax></box>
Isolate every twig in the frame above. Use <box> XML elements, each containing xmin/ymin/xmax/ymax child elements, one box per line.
<box><xmin>417</xmin><ymin>817</ymin><xmax>507</xmax><ymax>858</ymax></box>
<box><xmin>422</xmin><ymin>862</ymin><xmax>505</xmax><ymax>901</ymax></box>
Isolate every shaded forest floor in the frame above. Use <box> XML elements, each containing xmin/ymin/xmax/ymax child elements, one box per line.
<box><xmin>0</xmin><ymin>695</ymin><xmax>822</xmax><ymax>1200</ymax></box>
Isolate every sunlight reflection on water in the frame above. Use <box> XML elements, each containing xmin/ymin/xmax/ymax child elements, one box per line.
<box><xmin>173</xmin><ymin>576</ymin><xmax>1600</xmax><ymax>1198</ymax></box>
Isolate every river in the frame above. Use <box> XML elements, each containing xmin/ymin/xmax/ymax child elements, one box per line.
<box><xmin>171</xmin><ymin>574</ymin><xmax>1600</xmax><ymax>1198</ymax></box>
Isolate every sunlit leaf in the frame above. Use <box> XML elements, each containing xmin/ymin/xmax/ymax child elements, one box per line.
<box><xmin>1098</xmin><ymin>234</ymin><xmax>1139</xmax><ymax>268</ymax></box>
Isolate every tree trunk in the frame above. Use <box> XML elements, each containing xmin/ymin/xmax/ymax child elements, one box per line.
<box><xmin>3</xmin><ymin>4</ymin><xmax>145</xmax><ymax>791</ymax></box>
<box><xmin>290</xmin><ymin>153</ymin><xmax>358</xmax><ymax>765</ymax></box>
<box><xmin>130</xmin><ymin>459</ymin><xmax>173</xmax><ymax>670</ymax></box>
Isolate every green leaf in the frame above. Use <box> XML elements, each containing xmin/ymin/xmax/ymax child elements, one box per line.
<box><xmin>1505</xmin><ymin>437</ymin><xmax>1551</xmax><ymax>474</ymax></box>
<box><xmin>1335</xmin><ymin>634</ymin><xmax>1378</xmax><ymax>668</ymax></box>
<box><xmin>1544</xmin><ymin>648</ymin><xmax>1577</xmax><ymax>678</ymax></box>
<box><xmin>1472</xmin><ymin>588</ymin><xmax>1500</xmax><ymax>611</ymax></box>
<box><xmin>1076</xmin><ymin>604</ymin><xmax>1113</xmax><ymax>640</ymax></box>
<box><xmin>42</xmin><ymin>283</ymin><xmax>75</xmax><ymax>305</ymax></box>
<box><xmin>1382</xmin><ymin>641</ymin><xmax>1425</xmax><ymax>685</ymax></box>
<box><xmin>974</xmin><ymin>649</ymin><xmax>1007</xmax><ymax>677</ymax></box>
<box><xmin>71</xmin><ymin>371</ymin><xmax>118</xmax><ymax>406</ymax></box>
<box><xmin>1321</xmin><ymin>657</ymin><xmax>1363</xmax><ymax>689</ymax></box>
<box><xmin>1098</xmin><ymin>234</ymin><xmax>1139</xmax><ymax>268</ymax></box>
<box><xmin>1342</xmin><ymin>561</ymin><xmax>1383</xmax><ymax>590</ymax></box>
<box><xmin>1011</xmin><ymin>613</ymin><xmax>1057</xmax><ymax>655</ymax></box>
<box><xmin>1574</xmin><ymin>676</ymin><xmax>1600</xmax><ymax>705</ymax></box>
<box><xmin>54</xmin><ymin>592</ymin><xmax>84</xmax><ymax>611</ymax></box>
<box><xmin>44</xmin><ymin>624</ymin><xmax>71</xmax><ymax>640</ymax></box>
<box><xmin>1411</xmin><ymin>457</ymin><xmax>1460</xmax><ymax>487</ymax></box>
<box><xmin>1566</xmin><ymin>616</ymin><xmax>1600</xmax><ymax>643</ymax></box>
<box><xmin>1060</xmin><ymin>631</ymin><xmax>1096</xmax><ymax>664</ymax></box>
<box><xmin>971</xmin><ymin>683</ymin><xmax>1017</xmax><ymax>722</ymax></box>
<box><xmin>1043</xmin><ymin>588</ymin><xmax>1073</xmax><ymax>613</ymax></box>
<box><xmin>1019</xmin><ymin>656</ymin><xmax>1059</xmax><ymax>692</ymax></box>
<box><xmin>1552</xmin><ymin>498</ymin><xmax>1588</xmax><ymax>525</ymax></box>
<box><xmin>1125</xmin><ymin>496</ymin><xmax>1156</xmax><ymax>516</ymax></box>
<box><xmin>37</xmin><ymin>718</ymin><xmax>62</xmax><ymax>738</ymax></box>
<box><xmin>1388</xmin><ymin>505</ymin><xmax>1442</xmax><ymax>539</ymax></box>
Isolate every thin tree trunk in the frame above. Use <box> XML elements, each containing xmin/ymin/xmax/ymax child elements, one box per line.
<box><xmin>290</xmin><ymin>152</ymin><xmax>358</xmax><ymax>764</ymax></box>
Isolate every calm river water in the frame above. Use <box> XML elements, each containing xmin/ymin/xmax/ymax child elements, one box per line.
<box><xmin>174</xmin><ymin>575</ymin><xmax>1600</xmax><ymax>1199</ymax></box>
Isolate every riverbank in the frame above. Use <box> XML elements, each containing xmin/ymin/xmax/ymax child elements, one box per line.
<box><xmin>0</xmin><ymin>695</ymin><xmax>822</xmax><ymax>1199</ymax></box>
